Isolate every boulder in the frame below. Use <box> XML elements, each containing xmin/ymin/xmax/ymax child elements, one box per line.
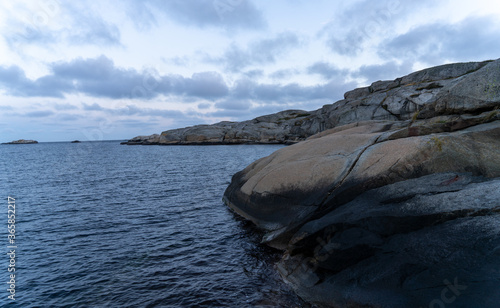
<box><xmin>223</xmin><ymin>119</ymin><xmax>500</xmax><ymax>307</ymax></box>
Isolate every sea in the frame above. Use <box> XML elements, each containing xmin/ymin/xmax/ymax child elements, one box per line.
<box><xmin>0</xmin><ymin>141</ymin><xmax>306</xmax><ymax>307</ymax></box>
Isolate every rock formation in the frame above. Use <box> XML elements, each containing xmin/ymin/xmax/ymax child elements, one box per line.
<box><xmin>2</xmin><ymin>139</ymin><xmax>38</xmax><ymax>144</ymax></box>
<box><xmin>121</xmin><ymin>110</ymin><xmax>317</xmax><ymax>145</ymax></box>
<box><xmin>123</xmin><ymin>59</ymin><xmax>498</xmax><ymax>146</ymax></box>
<box><xmin>223</xmin><ymin>59</ymin><xmax>500</xmax><ymax>307</ymax></box>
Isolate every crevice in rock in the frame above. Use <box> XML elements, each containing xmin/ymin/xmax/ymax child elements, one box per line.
<box><xmin>416</xmin><ymin>82</ymin><xmax>444</xmax><ymax>91</ymax></box>
<box><xmin>290</xmin><ymin>208</ymin><xmax>500</xmax><ymax>260</ymax></box>
<box><xmin>436</xmin><ymin>104</ymin><xmax>499</xmax><ymax>117</ymax></box>
<box><xmin>380</xmin><ymin>188</ymin><xmax>465</xmax><ymax>205</ymax></box>
<box><xmin>317</xmin><ymin>134</ymin><xmax>384</xmax><ymax>211</ymax></box>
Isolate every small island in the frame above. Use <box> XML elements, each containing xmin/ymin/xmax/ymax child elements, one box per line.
<box><xmin>2</xmin><ymin>139</ymin><xmax>38</xmax><ymax>144</ymax></box>
<box><xmin>71</xmin><ymin>140</ymin><xmax>81</xmax><ymax>143</ymax></box>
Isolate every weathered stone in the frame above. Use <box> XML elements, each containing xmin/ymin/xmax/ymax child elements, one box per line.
<box><xmin>121</xmin><ymin>134</ymin><xmax>160</xmax><ymax>145</ymax></box>
<box><xmin>400</xmin><ymin>60</ymin><xmax>490</xmax><ymax>85</ymax></box>
<box><xmin>279</xmin><ymin>173</ymin><xmax>500</xmax><ymax>307</ymax></box>
<box><xmin>123</xmin><ymin>110</ymin><xmax>318</xmax><ymax>145</ymax></box>
<box><xmin>432</xmin><ymin>59</ymin><xmax>500</xmax><ymax>114</ymax></box>
<box><xmin>123</xmin><ymin>59</ymin><xmax>500</xmax><ymax>146</ymax></box>
<box><xmin>343</xmin><ymin>86</ymin><xmax>371</xmax><ymax>100</ymax></box>
<box><xmin>218</xmin><ymin>59</ymin><xmax>500</xmax><ymax>307</ymax></box>
<box><xmin>224</xmin><ymin>122</ymin><xmax>396</xmax><ymax>242</ymax></box>
<box><xmin>224</xmin><ymin>120</ymin><xmax>500</xmax><ymax>250</ymax></box>
<box><xmin>370</xmin><ymin>80</ymin><xmax>394</xmax><ymax>92</ymax></box>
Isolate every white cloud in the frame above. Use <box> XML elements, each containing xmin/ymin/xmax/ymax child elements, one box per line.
<box><xmin>1</xmin><ymin>0</ymin><xmax>499</xmax><ymax>141</ymax></box>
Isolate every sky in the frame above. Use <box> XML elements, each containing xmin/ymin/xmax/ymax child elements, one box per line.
<box><xmin>1</xmin><ymin>0</ymin><xmax>500</xmax><ymax>142</ymax></box>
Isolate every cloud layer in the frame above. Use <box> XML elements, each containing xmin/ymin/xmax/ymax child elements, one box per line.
<box><xmin>0</xmin><ymin>55</ymin><xmax>356</xmax><ymax>105</ymax></box>
<box><xmin>1</xmin><ymin>1</ymin><xmax>499</xmax><ymax>141</ymax></box>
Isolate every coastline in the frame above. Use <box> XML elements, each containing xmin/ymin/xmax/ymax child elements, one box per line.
<box><xmin>123</xmin><ymin>58</ymin><xmax>500</xmax><ymax>307</ymax></box>
<box><xmin>220</xmin><ymin>59</ymin><xmax>500</xmax><ymax>307</ymax></box>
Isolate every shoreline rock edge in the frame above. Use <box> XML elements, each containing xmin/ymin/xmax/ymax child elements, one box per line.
<box><xmin>223</xmin><ymin>59</ymin><xmax>500</xmax><ymax>307</ymax></box>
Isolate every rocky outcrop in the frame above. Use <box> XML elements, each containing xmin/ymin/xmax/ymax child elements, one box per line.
<box><xmin>223</xmin><ymin>59</ymin><xmax>500</xmax><ymax>307</ymax></box>
<box><xmin>224</xmin><ymin>120</ymin><xmax>500</xmax><ymax>247</ymax></box>
<box><xmin>123</xmin><ymin>59</ymin><xmax>497</xmax><ymax>145</ymax></box>
<box><xmin>122</xmin><ymin>110</ymin><xmax>316</xmax><ymax>145</ymax></box>
<box><xmin>2</xmin><ymin>139</ymin><xmax>38</xmax><ymax>144</ymax></box>
<box><xmin>120</xmin><ymin>134</ymin><xmax>160</xmax><ymax>145</ymax></box>
<box><xmin>279</xmin><ymin>173</ymin><xmax>500</xmax><ymax>307</ymax></box>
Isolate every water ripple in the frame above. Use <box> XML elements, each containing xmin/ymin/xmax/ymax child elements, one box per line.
<box><xmin>0</xmin><ymin>142</ymin><xmax>307</xmax><ymax>307</ymax></box>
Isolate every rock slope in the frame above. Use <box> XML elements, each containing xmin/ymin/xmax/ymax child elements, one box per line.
<box><xmin>123</xmin><ymin>59</ymin><xmax>497</xmax><ymax>145</ymax></box>
<box><xmin>223</xmin><ymin>59</ymin><xmax>500</xmax><ymax>307</ymax></box>
<box><xmin>121</xmin><ymin>110</ymin><xmax>316</xmax><ymax>145</ymax></box>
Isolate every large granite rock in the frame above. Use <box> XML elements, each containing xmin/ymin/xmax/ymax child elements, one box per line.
<box><xmin>223</xmin><ymin>120</ymin><xmax>500</xmax><ymax>307</ymax></box>
<box><xmin>222</xmin><ymin>59</ymin><xmax>500</xmax><ymax>307</ymax></box>
<box><xmin>279</xmin><ymin>173</ymin><xmax>500</xmax><ymax>307</ymax></box>
<box><xmin>224</xmin><ymin>120</ymin><xmax>500</xmax><ymax>249</ymax></box>
<box><xmin>122</xmin><ymin>59</ymin><xmax>497</xmax><ymax>145</ymax></box>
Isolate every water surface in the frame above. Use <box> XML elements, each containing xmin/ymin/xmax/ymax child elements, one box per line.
<box><xmin>0</xmin><ymin>141</ymin><xmax>305</xmax><ymax>307</ymax></box>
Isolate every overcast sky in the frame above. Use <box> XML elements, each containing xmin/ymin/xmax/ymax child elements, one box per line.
<box><xmin>1</xmin><ymin>0</ymin><xmax>499</xmax><ymax>142</ymax></box>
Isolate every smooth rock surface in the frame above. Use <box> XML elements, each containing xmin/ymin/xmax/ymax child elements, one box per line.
<box><xmin>279</xmin><ymin>173</ymin><xmax>500</xmax><ymax>307</ymax></box>
<box><xmin>224</xmin><ymin>120</ymin><xmax>500</xmax><ymax>249</ymax></box>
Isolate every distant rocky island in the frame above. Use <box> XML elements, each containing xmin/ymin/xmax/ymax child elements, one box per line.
<box><xmin>127</xmin><ymin>59</ymin><xmax>500</xmax><ymax>307</ymax></box>
<box><xmin>71</xmin><ymin>140</ymin><xmax>81</xmax><ymax>143</ymax></box>
<box><xmin>2</xmin><ymin>139</ymin><xmax>38</xmax><ymax>144</ymax></box>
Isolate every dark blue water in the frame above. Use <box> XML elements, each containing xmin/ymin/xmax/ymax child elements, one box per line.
<box><xmin>0</xmin><ymin>141</ymin><xmax>306</xmax><ymax>307</ymax></box>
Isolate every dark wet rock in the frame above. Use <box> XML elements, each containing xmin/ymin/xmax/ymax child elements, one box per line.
<box><xmin>279</xmin><ymin>173</ymin><xmax>500</xmax><ymax>307</ymax></box>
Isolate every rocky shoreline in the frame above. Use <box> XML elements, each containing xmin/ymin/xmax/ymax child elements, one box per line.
<box><xmin>122</xmin><ymin>59</ymin><xmax>497</xmax><ymax>147</ymax></box>
<box><xmin>222</xmin><ymin>59</ymin><xmax>500</xmax><ymax>307</ymax></box>
<box><xmin>124</xmin><ymin>58</ymin><xmax>500</xmax><ymax>306</ymax></box>
<box><xmin>120</xmin><ymin>109</ymin><xmax>316</xmax><ymax>145</ymax></box>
